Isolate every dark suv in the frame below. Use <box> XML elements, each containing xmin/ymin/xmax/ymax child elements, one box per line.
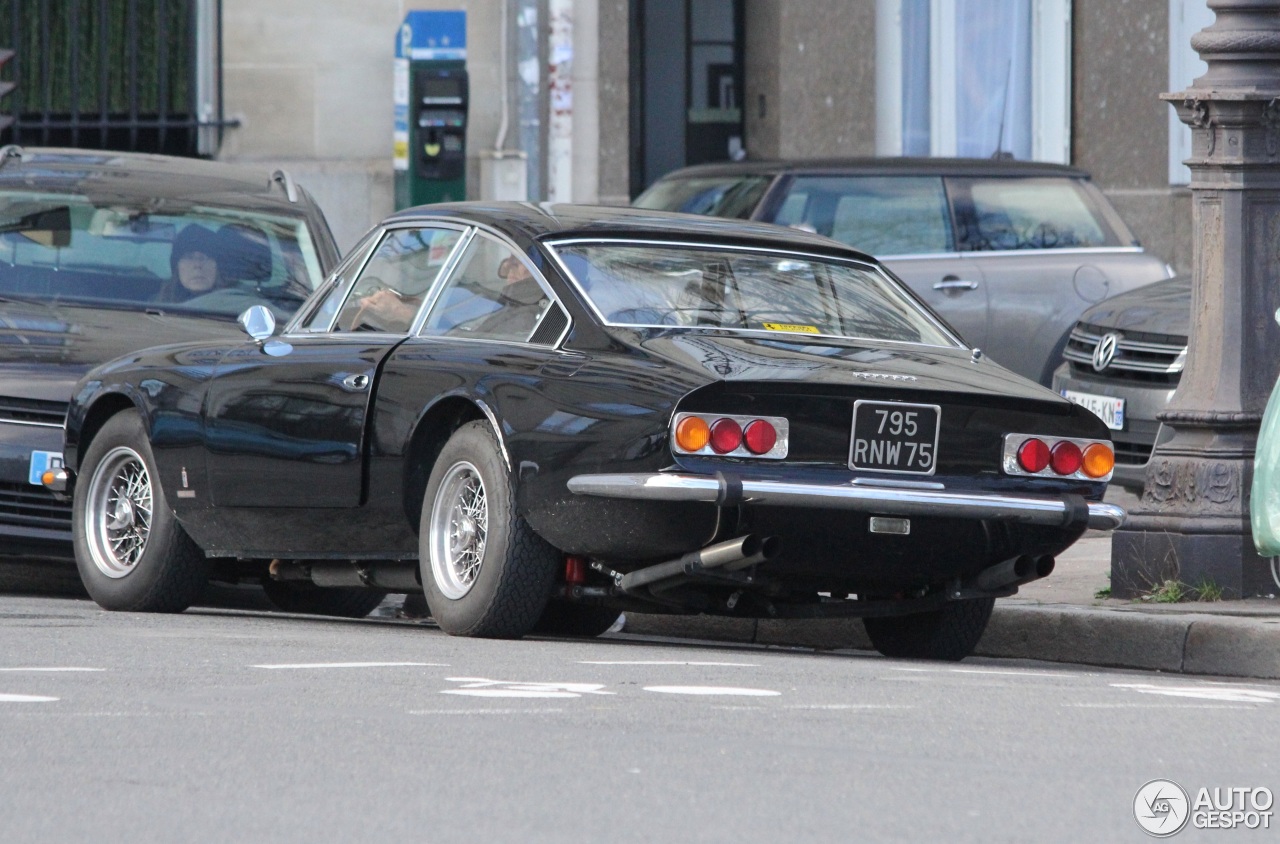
<box><xmin>635</xmin><ymin>158</ymin><xmax>1173</xmax><ymax>385</ymax></box>
<box><xmin>0</xmin><ymin>147</ymin><xmax>339</xmax><ymax>556</ymax></box>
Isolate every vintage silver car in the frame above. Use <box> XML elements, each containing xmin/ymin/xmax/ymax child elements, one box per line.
<box><xmin>1051</xmin><ymin>277</ymin><xmax>1188</xmax><ymax>492</ymax></box>
<box><xmin>635</xmin><ymin>158</ymin><xmax>1174</xmax><ymax>386</ymax></box>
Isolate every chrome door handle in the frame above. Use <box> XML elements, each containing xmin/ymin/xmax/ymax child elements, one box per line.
<box><xmin>933</xmin><ymin>279</ymin><xmax>979</xmax><ymax>291</ymax></box>
<box><xmin>342</xmin><ymin>373</ymin><xmax>370</xmax><ymax>391</ymax></box>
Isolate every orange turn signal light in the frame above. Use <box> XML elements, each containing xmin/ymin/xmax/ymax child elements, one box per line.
<box><xmin>40</xmin><ymin>470</ymin><xmax>55</xmax><ymax>486</ymax></box>
<box><xmin>1081</xmin><ymin>442</ymin><xmax>1115</xmax><ymax>479</ymax></box>
<box><xmin>675</xmin><ymin>416</ymin><xmax>711</xmax><ymax>452</ymax></box>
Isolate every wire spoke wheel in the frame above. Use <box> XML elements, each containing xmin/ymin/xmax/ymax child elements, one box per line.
<box><xmin>429</xmin><ymin>461</ymin><xmax>489</xmax><ymax>600</ymax></box>
<box><xmin>85</xmin><ymin>446</ymin><xmax>154</xmax><ymax>579</ymax></box>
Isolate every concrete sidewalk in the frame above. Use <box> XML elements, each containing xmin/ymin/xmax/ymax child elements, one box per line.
<box><xmin>620</xmin><ymin>530</ymin><xmax>1280</xmax><ymax>680</ymax></box>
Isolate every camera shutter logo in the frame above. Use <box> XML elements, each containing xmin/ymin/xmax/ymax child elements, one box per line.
<box><xmin>1134</xmin><ymin>779</ymin><xmax>1191</xmax><ymax>837</ymax></box>
<box><xmin>1093</xmin><ymin>332</ymin><xmax>1121</xmax><ymax>372</ymax></box>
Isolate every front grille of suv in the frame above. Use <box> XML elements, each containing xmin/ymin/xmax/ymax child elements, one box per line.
<box><xmin>0</xmin><ymin>482</ymin><xmax>72</xmax><ymax>532</ymax></box>
<box><xmin>0</xmin><ymin>396</ymin><xmax>68</xmax><ymax>426</ymax></box>
<box><xmin>1062</xmin><ymin>323</ymin><xmax>1187</xmax><ymax>386</ymax></box>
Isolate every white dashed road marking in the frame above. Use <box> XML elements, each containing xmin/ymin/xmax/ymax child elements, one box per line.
<box><xmin>442</xmin><ymin>678</ymin><xmax>615</xmax><ymax>699</ymax></box>
<box><xmin>251</xmin><ymin>662</ymin><xmax>446</xmax><ymax>670</ymax></box>
<box><xmin>578</xmin><ymin>661</ymin><xmax>757</xmax><ymax>667</ymax></box>
<box><xmin>0</xmin><ymin>693</ymin><xmax>59</xmax><ymax>702</ymax></box>
<box><xmin>644</xmin><ymin>686</ymin><xmax>781</xmax><ymax>697</ymax></box>
<box><xmin>409</xmin><ymin>708</ymin><xmax>568</xmax><ymax>715</ymax></box>
<box><xmin>1112</xmin><ymin>683</ymin><xmax>1280</xmax><ymax>704</ymax></box>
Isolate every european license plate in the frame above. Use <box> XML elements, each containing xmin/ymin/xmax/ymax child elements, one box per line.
<box><xmin>28</xmin><ymin>450</ymin><xmax>62</xmax><ymax>486</ymax></box>
<box><xmin>1061</xmin><ymin>389</ymin><xmax>1125</xmax><ymax>431</ymax></box>
<box><xmin>850</xmin><ymin>400</ymin><xmax>940</xmax><ymax>475</ymax></box>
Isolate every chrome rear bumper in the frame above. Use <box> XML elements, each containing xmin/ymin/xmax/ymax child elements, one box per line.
<box><xmin>566</xmin><ymin>473</ymin><xmax>1126</xmax><ymax>531</ymax></box>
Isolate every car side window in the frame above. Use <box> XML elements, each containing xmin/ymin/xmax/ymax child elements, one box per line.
<box><xmin>955</xmin><ymin>177</ymin><xmax>1113</xmax><ymax>251</ymax></box>
<box><xmin>420</xmin><ymin>235</ymin><xmax>551</xmax><ymax>343</ymax></box>
<box><xmin>334</xmin><ymin>227</ymin><xmax>462</xmax><ymax>333</ymax></box>
<box><xmin>771</xmin><ymin>176</ymin><xmax>953</xmax><ymax>256</ymax></box>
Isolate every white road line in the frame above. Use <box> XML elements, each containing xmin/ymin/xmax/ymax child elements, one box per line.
<box><xmin>1112</xmin><ymin>683</ymin><xmax>1280</xmax><ymax>703</ymax></box>
<box><xmin>0</xmin><ymin>693</ymin><xmax>59</xmax><ymax>702</ymax></box>
<box><xmin>578</xmin><ymin>661</ymin><xmax>757</xmax><ymax>667</ymax></box>
<box><xmin>251</xmin><ymin>662</ymin><xmax>445</xmax><ymax>670</ymax></box>
<box><xmin>1062</xmin><ymin>703</ymin><xmax>1257</xmax><ymax>710</ymax></box>
<box><xmin>408</xmin><ymin>708</ymin><xmax>567</xmax><ymax>715</ymax></box>
<box><xmin>0</xmin><ymin>667</ymin><xmax>104</xmax><ymax>672</ymax></box>
<box><xmin>442</xmin><ymin>689</ymin><xmax>581</xmax><ymax>699</ymax></box>
<box><xmin>644</xmin><ymin>685</ymin><xmax>781</xmax><ymax>696</ymax></box>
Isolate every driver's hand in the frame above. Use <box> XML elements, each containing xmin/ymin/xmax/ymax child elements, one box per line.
<box><xmin>352</xmin><ymin>288</ymin><xmax>419</xmax><ymax>332</ymax></box>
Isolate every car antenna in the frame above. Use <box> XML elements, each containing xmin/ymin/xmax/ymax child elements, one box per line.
<box><xmin>992</xmin><ymin>59</ymin><xmax>1014</xmax><ymax>161</ymax></box>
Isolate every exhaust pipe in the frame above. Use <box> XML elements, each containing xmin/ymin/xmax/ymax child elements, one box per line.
<box><xmin>619</xmin><ymin>535</ymin><xmax>778</xmax><ymax>593</ymax></box>
<box><xmin>973</xmin><ymin>555</ymin><xmax>1056</xmax><ymax>591</ymax></box>
<box><xmin>722</xmin><ymin>536</ymin><xmax>783</xmax><ymax>571</ymax></box>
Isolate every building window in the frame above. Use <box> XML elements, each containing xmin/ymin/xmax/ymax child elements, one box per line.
<box><xmin>0</xmin><ymin>0</ymin><xmax>226</xmax><ymax>156</ymax></box>
<box><xmin>876</xmin><ymin>0</ymin><xmax>1071</xmax><ymax>164</ymax></box>
<box><xmin>1168</xmin><ymin>0</ymin><xmax>1214</xmax><ymax>186</ymax></box>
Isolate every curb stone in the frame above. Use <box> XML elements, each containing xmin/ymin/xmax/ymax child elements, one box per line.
<box><xmin>619</xmin><ymin>605</ymin><xmax>1280</xmax><ymax>680</ymax></box>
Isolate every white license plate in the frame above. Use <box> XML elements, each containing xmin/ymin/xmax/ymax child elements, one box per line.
<box><xmin>1061</xmin><ymin>390</ymin><xmax>1125</xmax><ymax>431</ymax></box>
<box><xmin>28</xmin><ymin>451</ymin><xmax>63</xmax><ymax>486</ymax></box>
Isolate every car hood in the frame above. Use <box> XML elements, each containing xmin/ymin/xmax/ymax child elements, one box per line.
<box><xmin>0</xmin><ymin>298</ymin><xmax>244</xmax><ymax>403</ymax></box>
<box><xmin>627</xmin><ymin>330</ymin><xmax>1064</xmax><ymax>404</ymax></box>
<box><xmin>1076</xmin><ymin>277</ymin><xmax>1190</xmax><ymax>338</ymax></box>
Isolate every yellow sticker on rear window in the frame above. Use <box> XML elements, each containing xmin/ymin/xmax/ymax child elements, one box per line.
<box><xmin>762</xmin><ymin>322</ymin><xmax>820</xmax><ymax>334</ymax></box>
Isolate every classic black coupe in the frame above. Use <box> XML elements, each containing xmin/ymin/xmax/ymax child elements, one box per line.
<box><xmin>50</xmin><ymin>203</ymin><xmax>1124</xmax><ymax>660</ymax></box>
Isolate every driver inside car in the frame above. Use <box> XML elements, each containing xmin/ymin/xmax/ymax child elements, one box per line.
<box><xmin>156</xmin><ymin>224</ymin><xmax>224</xmax><ymax>303</ymax></box>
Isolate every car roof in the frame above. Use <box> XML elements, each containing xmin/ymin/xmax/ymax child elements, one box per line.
<box><xmin>386</xmin><ymin>201</ymin><xmax>878</xmax><ymax>262</ymax></box>
<box><xmin>0</xmin><ymin>146</ymin><xmax>312</xmax><ymax>214</ymax></box>
<box><xmin>652</xmin><ymin>156</ymin><xmax>1092</xmax><ymax>181</ymax></box>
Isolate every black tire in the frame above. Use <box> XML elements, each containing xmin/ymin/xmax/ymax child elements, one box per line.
<box><xmin>862</xmin><ymin>597</ymin><xmax>995</xmax><ymax>661</ymax></box>
<box><xmin>72</xmin><ymin>409</ymin><xmax>208</xmax><ymax>613</ymax></box>
<box><xmin>260</xmin><ymin>580</ymin><xmax>387</xmax><ymax>619</ymax></box>
<box><xmin>533</xmin><ymin>601</ymin><xmax>622</xmax><ymax>638</ymax></box>
<box><xmin>420</xmin><ymin>421</ymin><xmax>559</xmax><ymax>638</ymax></box>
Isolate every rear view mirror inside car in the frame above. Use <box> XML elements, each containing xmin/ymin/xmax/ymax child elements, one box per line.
<box><xmin>0</xmin><ymin>204</ymin><xmax>71</xmax><ymax>248</ymax></box>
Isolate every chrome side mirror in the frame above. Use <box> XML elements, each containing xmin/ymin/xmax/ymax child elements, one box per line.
<box><xmin>238</xmin><ymin>305</ymin><xmax>276</xmax><ymax>342</ymax></box>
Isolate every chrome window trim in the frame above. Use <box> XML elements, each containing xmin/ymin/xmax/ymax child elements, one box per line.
<box><xmin>542</xmin><ymin>236</ymin><xmax>965</xmax><ymax>350</ymax></box>
<box><xmin>881</xmin><ymin>246</ymin><xmax>1145</xmax><ymax>262</ymax></box>
<box><xmin>415</xmin><ymin>229</ymin><xmax>572</xmax><ymax>348</ymax></box>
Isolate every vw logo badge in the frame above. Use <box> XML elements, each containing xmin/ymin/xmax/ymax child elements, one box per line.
<box><xmin>1093</xmin><ymin>332</ymin><xmax>1121</xmax><ymax>372</ymax></box>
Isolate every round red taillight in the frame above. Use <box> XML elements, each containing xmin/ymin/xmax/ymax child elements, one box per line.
<box><xmin>1017</xmin><ymin>438</ymin><xmax>1051</xmax><ymax>473</ymax></box>
<box><xmin>742</xmin><ymin>420</ymin><xmax>778</xmax><ymax>455</ymax></box>
<box><xmin>709</xmin><ymin>418</ymin><xmax>743</xmax><ymax>454</ymax></box>
<box><xmin>1050</xmin><ymin>441</ymin><xmax>1083</xmax><ymax>475</ymax></box>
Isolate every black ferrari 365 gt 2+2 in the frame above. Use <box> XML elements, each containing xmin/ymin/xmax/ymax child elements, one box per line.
<box><xmin>48</xmin><ymin>203</ymin><xmax>1124</xmax><ymax>660</ymax></box>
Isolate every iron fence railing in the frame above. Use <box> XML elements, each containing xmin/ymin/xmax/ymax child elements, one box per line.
<box><xmin>0</xmin><ymin>0</ymin><xmax>231</xmax><ymax>156</ymax></box>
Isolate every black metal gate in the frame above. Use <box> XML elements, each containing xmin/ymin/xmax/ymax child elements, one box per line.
<box><xmin>0</xmin><ymin>0</ymin><xmax>228</xmax><ymax>156</ymax></box>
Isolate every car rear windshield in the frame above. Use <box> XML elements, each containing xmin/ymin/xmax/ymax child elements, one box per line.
<box><xmin>549</xmin><ymin>241</ymin><xmax>956</xmax><ymax>346</ymax></box>
<box><xmin>633</xmin><ymin>175</ymin><xmax>771</xmax><ymax>219</ymax></box>
<box><xmin>0</xmin><ymin>192</ymin><xmax>325</xmax><ymax>320</ymax></box>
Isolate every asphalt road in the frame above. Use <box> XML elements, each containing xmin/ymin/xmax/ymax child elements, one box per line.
<box><xmin>2</xmin><ymin>583</ymin><xmax>1278</xmax><ymax>843</ymax></box>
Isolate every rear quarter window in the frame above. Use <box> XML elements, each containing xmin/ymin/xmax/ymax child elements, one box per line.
<box><xmin>952</xmin><ymin>177</ymin><xmax>1121</xmax><ymax>251</ymax></box>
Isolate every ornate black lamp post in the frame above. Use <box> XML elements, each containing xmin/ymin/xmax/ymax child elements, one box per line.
<box><xmin>1112</xmin><ymin>0</ymin><xmax>1280</xmax><ymax>598</ymax></box>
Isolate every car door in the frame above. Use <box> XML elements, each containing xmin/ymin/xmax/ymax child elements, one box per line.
<box><xmin>766</xmin><ymin>173</ymin><xmax>989</xmax><ymax>350</ymax></box>
<box><xmin>201</xmin><ymin>223</ymin><xmax>467</xmax><ymax>507</ymax></box>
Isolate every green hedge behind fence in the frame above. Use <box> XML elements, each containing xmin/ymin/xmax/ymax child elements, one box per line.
<box><xmin>0</xmin><ymin>0</ymin><xmax>193</xmax><ymax>116</ymax></box>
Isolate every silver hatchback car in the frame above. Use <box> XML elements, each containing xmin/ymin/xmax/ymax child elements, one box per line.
<box><xmin>635</xmin><ymin>158</ymin><xmax>1174</xmax><ymax>385</ymax></box>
